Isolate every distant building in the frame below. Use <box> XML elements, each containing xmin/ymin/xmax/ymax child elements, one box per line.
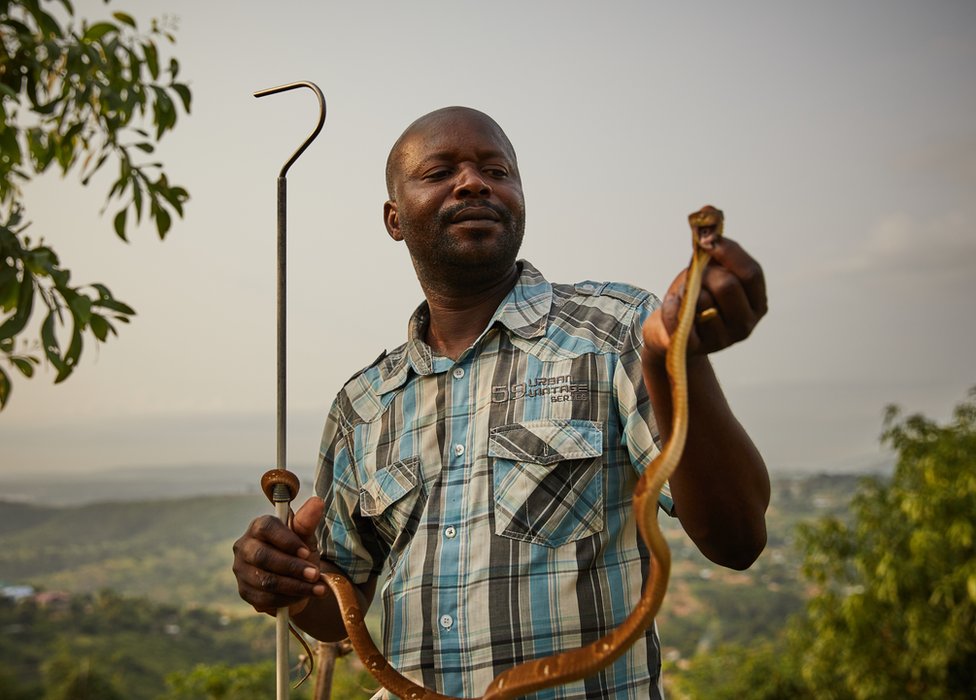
<box><xmin>35</xmin><ymin>591</ymin><xmax>71</xmax><ymax>608</ymax></box>
<box><xmin>0</xmin><ymin>585</ymin><xmax>35</xmax><ymax>601</ymax></box>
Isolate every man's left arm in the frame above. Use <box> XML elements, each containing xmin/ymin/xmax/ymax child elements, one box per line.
<box><xmin>641</xmin><ymin>237</ymin><xmax>770</xmax><ymax>570</ymax></box>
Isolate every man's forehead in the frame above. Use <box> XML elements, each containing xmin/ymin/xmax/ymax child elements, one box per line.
<box><xmin>404</xmin><ymin>116</ymin><xmax>511</xmax><ymax>155</ymax></box>
<box><xmin>399</xmin><ymin>109</ymin><xmax>515</xmax><ymax>158</ymax></box>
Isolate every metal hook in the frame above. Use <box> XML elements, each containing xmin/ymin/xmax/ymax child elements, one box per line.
<box><xmin>254</xmin><ymin>81</ymin><xmax>327</xmax><ymax>179</ymax></box>
<box><xmin>253</xmin><ymin>79</ymin><xmax>327</xmax><ymax>700</ymax></box>
<box><xmin>253</xmin><ymin>80</ymin><xmax>328</xmax><ymax>474</ymax></box>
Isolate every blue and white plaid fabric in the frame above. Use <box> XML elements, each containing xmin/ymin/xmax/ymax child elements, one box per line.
<box><xmin>316</xmin><ymin>260</ymin><xmax>673</xmax><ymax>699</ymax></box>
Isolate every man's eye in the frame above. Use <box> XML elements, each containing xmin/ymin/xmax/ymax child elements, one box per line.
<box><xmin>424</xmin><ymin>169</ymin><xmax>451</xmax><ymax>180</ymax></box>
<box><xmin>485</xmin><ymin>167</ymin><xmax>508</xmax><ymax>178</ymax></box>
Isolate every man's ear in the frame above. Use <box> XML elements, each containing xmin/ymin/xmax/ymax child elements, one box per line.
<box><xmin>384</xmin><ymin>200</ymin><xmax>402</xmax><ymax>241</ymax></box>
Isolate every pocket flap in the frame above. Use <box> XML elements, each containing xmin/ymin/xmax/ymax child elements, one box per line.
<box><xmin>488</xmin><ymin>419</ymin><xmax>603</xmax><ymax>466</ymax></box>
<box><xmin>359</xmin><ymin>456</ymin><xmax>420</xmax><ymax>517</ymax></box>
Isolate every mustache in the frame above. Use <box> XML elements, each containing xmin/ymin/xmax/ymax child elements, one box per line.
<box><xmin>439</xmin><ymin>200</ymin><xmax>511</xmax><ymax>224</ymax></box>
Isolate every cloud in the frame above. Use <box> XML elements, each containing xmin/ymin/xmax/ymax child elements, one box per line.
<box><xmin>829</xmin><ymin>207</ymin><xmax>976</xmax><ymax>282</ymax></box>
<box><xmin>895</xmin><ymin>136</ymin><xmax>976</xmax><ymax>187</ymax></box>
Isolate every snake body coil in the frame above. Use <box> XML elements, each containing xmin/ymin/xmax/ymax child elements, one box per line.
<box><xmin>319</xmin><ymin>206</ymin><xmax>725</xmax><ymax>699</ymax></box>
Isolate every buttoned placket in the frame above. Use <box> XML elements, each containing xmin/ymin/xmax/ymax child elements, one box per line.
<box><xmin>436</xmin><ymin>358</ymin><xmax>471</xmax><ymax>651</ymax></box>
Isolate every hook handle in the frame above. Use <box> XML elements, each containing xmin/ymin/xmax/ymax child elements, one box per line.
<box><xmin>254</xmin><ymin>81</ymin><xmax>327</xmax><ymax>178</ymax></box>
<box><xmin>253</xmin><ymin>79</ymin><xmax>326</xmax><ymax>700</ymax></box>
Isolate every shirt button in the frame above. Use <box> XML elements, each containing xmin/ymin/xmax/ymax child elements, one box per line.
<box><xmin>452</xmin><ymin>367</ymin><xmax>465</xmax><ymax>379</ymax></box>
<box><xmin>445</xmin><ymin>526</ymin><xmax>457</xmax><ymax>539</ymax></box>
<box><xmin>440</xmin><ymin>614</ymin><xmax>454</xmax><ymax>630</ymax></box>
<box><xmin>454</xmin><ymin>444</ymin><xmax>465</xmax><ymax>457</ymax></box>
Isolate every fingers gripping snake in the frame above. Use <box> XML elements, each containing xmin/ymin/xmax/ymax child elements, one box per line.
<box><xmin>317</xmin><ymin>207</ymin><xmax>724</xmax><ymax>699</ymax></box>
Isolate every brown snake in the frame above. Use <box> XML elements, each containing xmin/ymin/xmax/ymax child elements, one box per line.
<box><xmin>317</xmin><ymin>206</ymin><xmax>724</xmax><ymax>699</ymax></box>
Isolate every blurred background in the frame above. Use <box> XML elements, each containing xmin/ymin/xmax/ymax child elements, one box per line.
<box><xmin>1</xmin><ymin>1</ymin><xmax>973</xmax><ymax>698</ymax></box>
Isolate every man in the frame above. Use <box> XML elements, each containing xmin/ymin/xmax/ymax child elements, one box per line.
<box><xmin>233</xmin><ymin>106</ymin><xmax>769</xmax><ymax>698</ymax></box>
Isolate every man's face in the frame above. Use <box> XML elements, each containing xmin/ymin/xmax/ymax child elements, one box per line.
<box><xmin>384</xmin><ymin>110</ymin><xmax>525</xmax><ymax>288</ymax></box>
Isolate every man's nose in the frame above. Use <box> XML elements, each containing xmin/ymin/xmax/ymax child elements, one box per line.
<box><xmin>454</xmin><ymin>164</ymin><xmax>491</xmax><ymax>198</ymax></box>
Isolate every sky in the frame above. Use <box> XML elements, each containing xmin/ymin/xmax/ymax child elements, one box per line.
<box><xmin>2</xmin><ymin>0</ymin><xmax>974</xmax><ymax>484</ymax></box>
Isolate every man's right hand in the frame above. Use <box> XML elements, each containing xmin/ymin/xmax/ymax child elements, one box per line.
<box><xmin>232</xmin><ymin>496</ymin><xmax>328</xmax><ymax>615</ymax></box>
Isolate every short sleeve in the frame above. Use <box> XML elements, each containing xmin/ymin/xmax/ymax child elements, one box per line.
<box><xmin>612</xmin><ymin>293</ymin><xmax>676</xmax><ymax>517</ymax></box>
<box><xmin>314</xmin><ymin>400</ymin><xmax>386</xmax><ymax>584</ymax></box>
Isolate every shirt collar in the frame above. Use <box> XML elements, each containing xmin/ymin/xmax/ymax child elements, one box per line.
<box><xmin>377</xmin><ymin>260</ymin><xmax>552</xmax><ymax>394</ymax></box>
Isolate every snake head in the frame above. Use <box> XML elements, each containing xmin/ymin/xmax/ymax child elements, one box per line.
<box><xmin>687</xmin><ymin>205</ymin><xmax>724</xmax><ymax>251</ymax></box>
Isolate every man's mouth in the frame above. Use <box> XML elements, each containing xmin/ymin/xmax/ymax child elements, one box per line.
<box><xmin>450</xmin><ymin>206</ymin><xmax>502</xmax><ymax>223</ymax></box>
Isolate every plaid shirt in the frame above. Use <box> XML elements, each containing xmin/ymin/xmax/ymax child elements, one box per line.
<box><xmin>316</xmin><ymin>260</ymin><xmax>672</xmax><ymax>699</ymax></box>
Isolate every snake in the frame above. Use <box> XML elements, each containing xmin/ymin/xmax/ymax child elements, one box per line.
<box><xmin>296</xmin><ymin>206</ymin><xmax>724</xmax><ymax>699</ymax></box>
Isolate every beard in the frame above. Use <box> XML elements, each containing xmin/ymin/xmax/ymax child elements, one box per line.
<box><xmin>401</xmin><ymin>199</ymin><xmax>525</xmax><ymax>289</ymax></box>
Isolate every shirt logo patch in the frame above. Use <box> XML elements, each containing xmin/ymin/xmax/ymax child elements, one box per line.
<box><xmin>491</xmin><ymin>375</ymin><xmax>589</xmax><ymax>404</ymax></box>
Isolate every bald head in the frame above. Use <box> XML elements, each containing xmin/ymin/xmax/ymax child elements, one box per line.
<box><xmin>385</xmin><ymin>107</ymin><xmax>518</xmax><ymax>200</ymax></box>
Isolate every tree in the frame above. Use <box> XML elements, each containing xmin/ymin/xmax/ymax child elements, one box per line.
<box><xmin>0</xmin><ymin>0</ymin><xmax>191</xmax><ymax>408</ymax></box>
<box><xmin>41</xmin><ymin>653</ymin><xmax>124</xmax><ymax>700</ymax></box>
<box><xmin>672</xmin><ymin>390</ymin><xmax>976</xmax><ymax>700</ymax></box>
<box><xmin>162</xmin><ymin>662</ymin><xmax>276</xmax><ymax>700</ymax></box>
<box><xmin>791</xmin><ymin>389</ymin><xmax>976</xmax><ymax>699</ymax></box>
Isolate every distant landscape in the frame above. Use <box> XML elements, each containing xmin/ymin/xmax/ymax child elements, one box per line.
<box><xmin>0</xmin><ymin>463</ymin><xmax>286</xmax><ymax>507</ymax></box>
<box><xmin>0</xmin><ymin>469</ymin><xmax>868</xmax><ymax>697</ymax></box>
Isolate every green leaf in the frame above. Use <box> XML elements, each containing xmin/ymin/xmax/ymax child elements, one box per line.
<box><xmin>132</xmin><ymin>177</ymin><xmax>143</xmax><ymax>221</ymax></box>
<box><xmin>56</xmin><ymin>324</ymin><xmax>82</xmax><ymax>383</ymax></box>
<box><xmin>135</xmin><ymin>142</ymin><xmax>155</xmax><ymax>154</ymax></box>
<box><xmin>89</xmin><ymin>312</ymin><xmax>113</xmax><ymax>341</ymax></box>
<box><xmin>113</xmin><ymin>209</ymin><xmax>127</xmax><ymax>240</ymax></box>
<box><xmin>68</xmin><ymin>293</ymin><xmax>92</xmax><ymax>325</ymax></box>
<box><xmin>150</xmin><ymin>87</ymin><xmax>175</xmax><ymax>139</ymax></box>
<box><xmin>40</xmin><ymin>311</ymin><xmax>66</xmax><ymax>374</ymax></box>
<box><xmin>171</xmin><ymin>83</ymin><xmax>192</xmax><ymax>113</ymax></box>
<box><xmin>0</xmin><ymin>269</ymin><xmax>34</xmax><ymax>341</ymax></box>
<box><xmin>25</xmin><ymin>246</ymin><xmax>58</xmax><ymax>276</ymax></box>
<box><xmin>143</xmin><ymin>40</ymin><xmax>160</xmax><ymax>80</ymax></box>
<box><xmin>0</xmin><ymin>367</ymin><xmax>9</xmax><ymax>409</ymax></box>
<box><xmin>11</xmin><ymin>356</ymin><xmax>35</xmax><ymax>378</ymax></box>
<box><xmin>30</xmin><ymin>5</ymin><xmax>64</xmax><ymax>38</ymax></box>
<box><xmin>112</xmin><ymin>12</ymin><xmax>137</xmax><ymax>28</ymax></box>
<box><xmin>94</xmin><ymin>297</ymin><xmax>135</xmax><ymax>316</ymax></box>
<box><xmin>83</xmin><ymin>21</ymin><xmax>118</xmax><ymax>42</ymax></box>
<box><xmin>0</xmin><ymin>263</ymin><xmax>18</xmax><ymax>311</ymax></box>
<box><xmin>154</xmin><ymin>206</ymin><xmax>171</xmax><ymax>238</ymax></box>
<box><xmin>81</xmin><ymin>152</ymin><xmax>110</xmax><ymax>185</ymax></box>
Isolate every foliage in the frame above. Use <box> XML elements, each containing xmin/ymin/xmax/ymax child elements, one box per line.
<box><xmin>0</xmin><ymin>590</ymin><xmax>375</xmax><ymax>700</ymax></box>
<box><xmin>0</xmin><ymin>0</ymin><xmax>191</xmax><ymax>408</ymax></box>
<box><xmin>162</xmin><ymin>662</ymin><xmax>283</xmax><ymax>700</ymax></box>
<box><xmin>669</xmin><ymin>640</ymin><xmax>812</xmax><ymax>700</ymax></box>
<box><xmin>41</xmin><ymin>652</ymin><xmax>124</xmax><ymax>700</ymax></box>
<box><xmin>0</xmin><ymin>666</ymin><xmax>39</xmax><ymax>699</ymax></box>
<box><xmin>0</xmin><ymin>590</ymin><xmax>273</xmax><ymax>700</ymax></box>
<box><xmin>789</xmin><ymin>389</ymin><xmax>976</xmax><ymax>699</ymax></box>
<box><xmin>674</xmin><ymin>390</ymin><xmax>976</xmax><ymax>699</ymax></box>
<box><xmin>161</xmin><ymin>657</ymin><xmax>377</xmax><ymax>700</ymax></box>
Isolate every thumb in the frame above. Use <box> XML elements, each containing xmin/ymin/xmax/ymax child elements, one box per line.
<box><xmin>292</xmin><ymin>496</ymin><xmax>325</xmax><ymax>541</ymax></box>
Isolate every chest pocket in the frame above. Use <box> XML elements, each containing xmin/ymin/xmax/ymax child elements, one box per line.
<box><xmin>489</xmin><ymin>419</ymin><xmax>605</xmax><ymax>547</ymax></box>
<box><xmin>359</xmin><ymin>456</ymin><xmax>423</xmax><ymax>550</ymax></box>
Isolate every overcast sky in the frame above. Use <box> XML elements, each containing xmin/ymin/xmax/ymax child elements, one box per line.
<box><xmin>2</xmin><ymin>0</ymin><xmax>974</xmax><ymax>483</ymax></box>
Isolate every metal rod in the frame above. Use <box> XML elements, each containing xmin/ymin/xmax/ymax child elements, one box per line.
<box><xmin>277</xmin><ymin>176</ymin><xmax>287</xmax><ymax>472</ymax></box>
<box><xmin>254</xmin><ymin>80</ymin><xmax>327</xmax><ymax>700</ymax></box>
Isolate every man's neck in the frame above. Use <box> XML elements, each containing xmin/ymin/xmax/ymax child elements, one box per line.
<box><xmin>421</xmin><ymin>264</ymin><xmax>520</xmax><ymax>360</ymax></box>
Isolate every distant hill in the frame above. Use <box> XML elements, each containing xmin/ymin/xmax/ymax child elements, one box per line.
<box><xmin>0</xmin><ymin>463</ymin><xmax>318</xmax><ymax>506</ymax></box>
<box><xmin>0</xmin><ymin>493</ymin><xmax>274</xmax><ymax>613</ymax></box>
<box><xmin>0</xmin><ymin>472</ymin><xmax>869</xmax><ymax>656</ymax></box>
